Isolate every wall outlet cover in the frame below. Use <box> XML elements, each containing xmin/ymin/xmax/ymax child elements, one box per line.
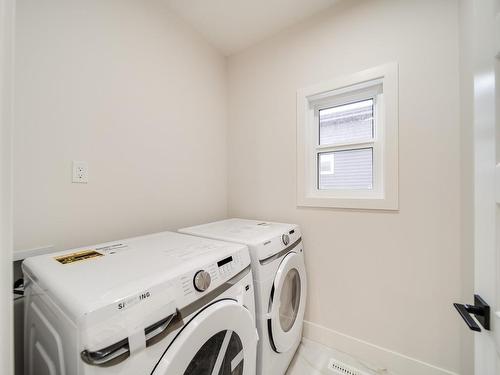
<box><xmin>72</xmin><ymin>161</ymin><xmax>88</xmax><ymax>183</ymax></box>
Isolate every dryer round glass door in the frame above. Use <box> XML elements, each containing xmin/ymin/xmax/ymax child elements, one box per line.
<box><xmin>269</xmin><ymin>251</ymin><xmax>307</xmax><ymax>353</ymax></box>
<box><xmin>279</xmin><ymin>268</ymin><xmax>301</xmax><ymax>332</ymax></box>
<box><xmin>152</xmin><ymin>300</ymin><xmax>257</xmax><ymax>375</ymax></box>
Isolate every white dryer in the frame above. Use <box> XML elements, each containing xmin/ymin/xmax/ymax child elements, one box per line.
<box><xmin>23</xmin><ymin>231</ymin><xmax>258</xmax><ymax>375</ymax></box>
<box><xmin>180</xmin><ymin>219</ymin><xmax>307</xmax><ymax>375</ymax></box>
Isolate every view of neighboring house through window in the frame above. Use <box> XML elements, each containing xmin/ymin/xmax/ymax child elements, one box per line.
<box><xmin>318</xmin><ymin>99</ymin><xmax>374</xmax><ymax>190</ymax></box>
<box><xmin>297</xmin><ymin>63</ymin><xmax>398</xmax><ymax>210</ymax></box>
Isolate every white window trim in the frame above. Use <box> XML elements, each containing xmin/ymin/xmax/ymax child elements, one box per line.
<box><xmin>297</xmin><ymin>63</ymin><xmax>399</xmax><ymax>210</ymax></box>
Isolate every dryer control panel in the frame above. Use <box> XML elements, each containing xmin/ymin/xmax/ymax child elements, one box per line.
<box><xmin>256</xmin><ymin>226</ymin><xmax>302</xmax><ymax>262</ymax></box>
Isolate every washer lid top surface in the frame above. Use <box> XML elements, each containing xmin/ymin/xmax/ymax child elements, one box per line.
<box><xmin>180</xmin><ymin>218</ymin><xmax>298</xmax><ymax>247</ymax></box>
<box><xmin>23</xmin><ymin>231</ymin><xmax>248</xmax><ymax>320</ymax></box>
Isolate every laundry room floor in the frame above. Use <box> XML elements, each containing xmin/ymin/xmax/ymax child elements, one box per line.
<box><xmin>286</xmin><ymin>338</ymin><xmax>394</xmax><ymax>375</ymax></box>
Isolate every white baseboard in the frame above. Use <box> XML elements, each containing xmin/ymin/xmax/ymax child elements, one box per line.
<box><xmin>302</xmin><ymin>320</ymin><xmax>459</xmax><ymax>375</ymax></box>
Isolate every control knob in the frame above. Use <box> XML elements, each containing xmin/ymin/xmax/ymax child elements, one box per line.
<box><xmin>193</xmin><ymin>270</ymin><xmax>211</xmax><ymax>292</ymax></box>
<box><xmin>282</xmin><ymin>234</ymin><xmax>290</xmax><ymax>246</ymax></box>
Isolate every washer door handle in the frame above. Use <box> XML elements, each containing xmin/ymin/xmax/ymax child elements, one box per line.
<box><xmin>81</xmin><ymin>309</ymin><xmax>179</xmax><ymax>367</ymax></box>
<box><xmin>145</xmin><ymin>308</ymin><xmax>180</xmax><ymax>345</ymax></box>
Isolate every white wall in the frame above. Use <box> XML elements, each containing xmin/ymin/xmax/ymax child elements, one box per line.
<box><xmin>0</xmin><ymin>0</ymin><xmax>14</xmax><ymax>372</ymax></box>
<box><xmin>227</xmin><ymin>0</ymin><xmax>462</xmax><ymax>374</ymax></box>
<box><xmin>14</xmin><ymin>0</ymin><xmax>228</xmax><ymax>252</ymax></box>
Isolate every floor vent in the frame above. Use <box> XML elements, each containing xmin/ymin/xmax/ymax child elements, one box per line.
<box><xmin>327</xmin><ymin>358</ymin><xmax>370</xmax><ymax>375</ymax></box>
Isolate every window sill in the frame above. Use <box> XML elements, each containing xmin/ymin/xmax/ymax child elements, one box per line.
<box><xmin>297</xmin><ymin>195</ymin><xmax>399</xmax><ymax>211</ymax></box>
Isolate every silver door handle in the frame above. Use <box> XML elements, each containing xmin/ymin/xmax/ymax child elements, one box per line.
<box><xmin>81</xmin><ymin>308</ymin><xmax>179</xmax><ymax>367</ymax></box>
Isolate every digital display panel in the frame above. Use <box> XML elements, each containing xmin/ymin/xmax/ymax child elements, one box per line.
<box><xmin>217</xmin><ymin>256</ymin><xmax>233</xmax><ymax>267</ymax></box>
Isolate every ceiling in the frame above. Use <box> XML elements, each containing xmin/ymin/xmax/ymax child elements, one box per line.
<box><xmin>164</xmin><ymin>0</ymin><xmax>338</xmax><ymax>56</ymax></box>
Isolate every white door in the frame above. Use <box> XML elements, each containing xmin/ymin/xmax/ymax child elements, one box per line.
<box><xmin>269</xmin><ymin>251</ymin><xmax>306</xmax><ymax>353</ymax></box>
<box><xmin>152</xmin><ymin>300</ymin><xmax>257</xmax><ymax>375</ymax></box>
<box><xmin>466</xmin><ymin>0</ymin><xmax>500</xmax><ymax>373</ymax></box>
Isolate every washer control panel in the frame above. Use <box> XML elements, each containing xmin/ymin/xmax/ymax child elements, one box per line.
<box><xmin>212</xmin><ymin>252</ymin><xmax>244</xmax><ymax>282</ymax></box>
<box><xmin>218</xmin><ymin>255</ymin><xmax>232</xmax><ymax>271</ymax></box>
<box><xmin>181</xmin><ymin>249</ymin><xmax>246</xmax><ymax>297</ymax></box>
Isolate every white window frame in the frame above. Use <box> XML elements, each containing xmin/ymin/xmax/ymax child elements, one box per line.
<box><xmin>297</xmin><ymin>63</ymin><xmax>398</xmax><ymax>210</ymax></box>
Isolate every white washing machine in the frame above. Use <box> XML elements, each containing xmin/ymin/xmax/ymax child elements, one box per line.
<box><xmin>23</xmin><ymin>231</ymin><xmax>258</xmax><ymax>375</ymax></box>
<box><xmin>180</xmin><ymin>219</ymin><xmax>307</xmax><ymax>375</ymax></box>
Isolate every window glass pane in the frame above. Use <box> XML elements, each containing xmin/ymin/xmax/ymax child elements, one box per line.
<box><xmin>318</xmin><ymin>148</ymin><xmax>373</xmax><ymax>190</ymax></box>
<box><xmin>319</xmin><ymin>99</ymin><xmax>373</xmax><ymax>145</ymax></box>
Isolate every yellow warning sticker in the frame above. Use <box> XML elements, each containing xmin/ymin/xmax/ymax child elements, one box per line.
<box><xmin>55</xmin><ymin>250</ymin><xmax>103</xmax><ymax>264</ymax></box>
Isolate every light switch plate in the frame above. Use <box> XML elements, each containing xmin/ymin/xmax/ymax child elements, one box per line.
<box><xmin>72</xmin><ymin>161</ymin><xmax>88</xmax><ymax>183</ymax></box>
